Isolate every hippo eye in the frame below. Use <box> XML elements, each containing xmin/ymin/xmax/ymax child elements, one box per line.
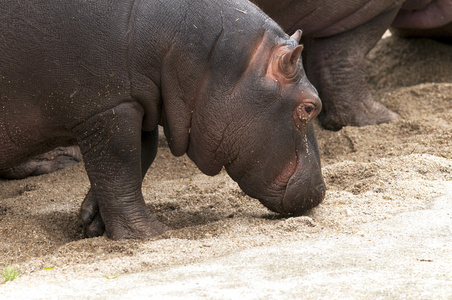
<box><xmin>304</xmin><ymin>105</ymin><xmax>313</xmax><ymax>114</ymax></box>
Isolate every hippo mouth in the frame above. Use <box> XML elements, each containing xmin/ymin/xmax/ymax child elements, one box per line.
<box><xmin>264</xmin><ymin>149</ymin><xmax>326</xmax><ymax>215</ymax></box>
<box><xmin>227</xmin><ymin>139</ymin><xmax>325</xmax><ymax>215</ymax></box>
<box><xmin>273</xmin><ymin>154</ymin><xmax>299</xmax><ymax>192</ymax></box>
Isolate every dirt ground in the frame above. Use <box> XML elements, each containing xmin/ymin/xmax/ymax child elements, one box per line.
<box><xmin>1</xmin><ymin>33</ymin><xmax>451</xmax><ymax>285</ymax></box>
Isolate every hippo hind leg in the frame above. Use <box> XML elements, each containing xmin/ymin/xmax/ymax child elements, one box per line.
<box><xmin>0</xmin><ymin>146</ymin><xmax>82</xmax><ymax>179</ymax></box>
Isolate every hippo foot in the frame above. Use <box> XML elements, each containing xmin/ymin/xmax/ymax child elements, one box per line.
<box><xmin>80</xmin><ymin>190</ymin><xmax>105</xmax><ymax>237</ymax></box>
<box><xmin>80</xmin><ymin>190</ymin><xmax>168</xmax><ymax>240</ymax></box>
<box><xmin>319</xmin><ymin>99</ymin><xmax>400</xmax><ymax>131</ymax></box>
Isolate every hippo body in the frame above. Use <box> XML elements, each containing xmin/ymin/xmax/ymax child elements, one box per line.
<box><xmin>0</xmin><ymin>0</ymin><xmax>325</xmax><ymax>239</ymax></box>
<box><xmin>252</xmin><ymin>0</ymin><xmax>452</xmax><ymax>129</ymax></box>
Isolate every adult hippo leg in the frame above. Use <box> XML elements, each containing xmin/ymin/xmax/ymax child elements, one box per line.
<box><xmin>304</xmin><ymin>8</ymin><xmax>401</xmax><ymax>130</ymax></box>
<box><xmin>76</xmin><ymin>103</ymin><xmax>166</xmax><ymax>239</ymax></box>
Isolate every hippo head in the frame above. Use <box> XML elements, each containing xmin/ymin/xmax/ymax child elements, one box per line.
<box><xmin>162</xmin><ymin>30</ymin><xmax>325</xmax><ymax>215</ymax></box>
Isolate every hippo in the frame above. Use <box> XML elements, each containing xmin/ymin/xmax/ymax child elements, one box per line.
<box><xmin>252</xmin><ymin>0</ymin><xmax>452</xmax><ymax>130</ymax></box>
<box><xmin>0</xmin><ymin>0</ymin><xmax>325</xmax><ymax>239</ymax></box>
<box><xmin>391</xmin><ymin>0</ymin><xmax>452</xmax><ymax>40</ymax></box>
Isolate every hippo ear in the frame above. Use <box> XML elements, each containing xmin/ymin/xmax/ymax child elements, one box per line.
<box><xmin>267</xmin><ymin>45</ymin><xmax>304</xmax><ymax>83</ymax></box>
<box><xmin>290</xmin><ymin>30</ymin><xmax>302</xmax><ymax>44</ymax></box>
<box><xmin>279</xmin><ymin>45</ymin><xmax>303</xmax><ymax>79</ymax></box>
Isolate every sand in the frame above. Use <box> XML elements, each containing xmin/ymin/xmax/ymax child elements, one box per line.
<box><xmin>0</xmin><ymin>33</ymin><xmax>451</xmax><ymax>285</ymax></box>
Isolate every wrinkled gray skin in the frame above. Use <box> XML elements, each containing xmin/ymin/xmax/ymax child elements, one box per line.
<box><xmin>0</xmin><ymin>0</ymin><xmax>325</xmax><ymax>239</ymax></box>
<box><xmin>252</xmin><ymin>0</ymin><xmax>452</xmax><ymax>130</ymax></box>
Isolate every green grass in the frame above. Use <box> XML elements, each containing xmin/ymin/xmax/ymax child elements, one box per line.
<box><xmin>2</xmin><ymin>264</ymin><xmax>20</xmax><ymax>282</ymax></box>
<box><xmin>105</xmin><ymin>272</ymin><xmax>119</xmax><ymax>279</ymax></box>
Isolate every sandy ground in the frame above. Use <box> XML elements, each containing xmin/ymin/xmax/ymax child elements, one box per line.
<box><xmin>1</xmin><ymin>33</ymin><xmax>451</xmax><ymax>290</ymax></box>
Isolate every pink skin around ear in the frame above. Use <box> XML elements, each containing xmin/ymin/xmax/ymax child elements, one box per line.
<box><xmin>267</xmin><ymin>44</ymin><xmax>304</xmax><ymax>84</ymax></box>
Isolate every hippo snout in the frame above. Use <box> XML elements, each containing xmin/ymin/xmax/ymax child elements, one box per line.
<box><xmin>281</xmin><ymin>180</ymin><xmax>326</xmax><ymax>215</ymax></box>
<box><xmin>280</xmin><ymin>146</ymin><xmax>325</xmax><ymax>214</ymax></box>
<box><xmin>255</xmin><ymin>169</ymin><xmax>325</xmax><ymax>215</ymax></box>
<box><xmin>250</xmin><ymin>146</ymin><xmax>326</xmax><ymax>216</ymax></box>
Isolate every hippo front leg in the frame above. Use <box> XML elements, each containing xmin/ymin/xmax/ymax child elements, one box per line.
<box><xmin>75</xmin><ymin>103</ymin><xmax>167</xmax><ymax>239</ymax></box>
<box><xmin>80</xmin><ymin>128</ymin><xmax>160</xmax><ymax>237</ymax></box>
<box><xmin>304</xmin><ymin>8</ymin><xmax>401</xmax><ymax>130</ymax></box>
